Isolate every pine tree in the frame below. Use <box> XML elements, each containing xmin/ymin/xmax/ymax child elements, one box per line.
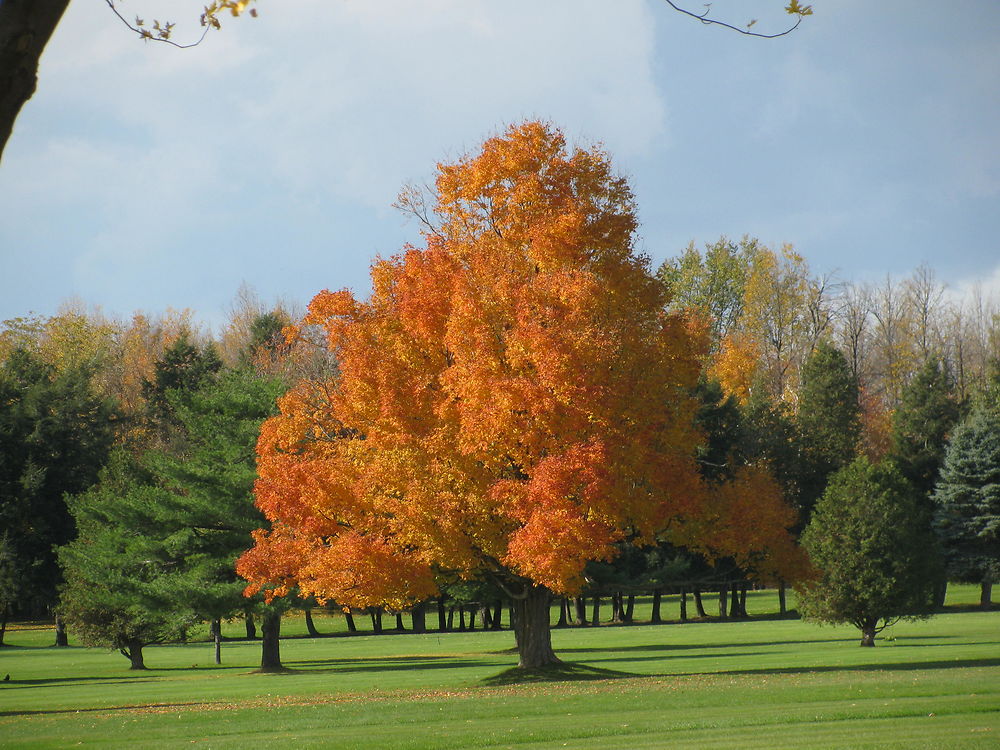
<box><xmin>933</xmin><ymin>408</ymin><xmax>1000</xmax><ymax>609</ymax></box>
<box><xmin>798</xmin><ymin>457</ymin><xmax>939</xmax><ymax>645</ymax></box>
<box><xmin>795</xmin><ymin>342</ymin><xmax>861</xmax><ymax>522</ymax></box>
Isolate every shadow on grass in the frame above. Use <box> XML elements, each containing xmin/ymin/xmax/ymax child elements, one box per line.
<box><xmin>481</xmin><ymin>661</ymin><xmax>639</xmax><ymax>687</ymax></box>
<box><xmin>288</xmin><ymin>654</ymin><xmax>506</xmax><ymax>675</ymax></box>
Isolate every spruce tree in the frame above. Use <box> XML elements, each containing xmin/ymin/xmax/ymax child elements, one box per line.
<box><xmin>933</xmin><ymin>408</ymin><xmax>1000</xmax><ymax>609</ymax></box>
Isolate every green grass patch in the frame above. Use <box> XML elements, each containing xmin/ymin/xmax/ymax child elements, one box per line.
<box><xmin>1</xmin><ymin>586</ymin><xmax>998</xmax><ymax>748</ymax></box>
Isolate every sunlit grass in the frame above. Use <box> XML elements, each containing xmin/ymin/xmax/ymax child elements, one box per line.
<box><xmin>1</xmin><ymin>586</ymin><xmax>997</xmax><ymax>748</ymax></box>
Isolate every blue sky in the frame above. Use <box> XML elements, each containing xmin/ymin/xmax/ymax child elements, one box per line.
<box><xmin>2</xmin><ymin>0</ymin><xmax>998</xmax><ymax>332</ymax></box>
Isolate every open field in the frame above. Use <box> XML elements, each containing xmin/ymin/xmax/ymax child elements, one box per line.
<box><xmin>1</xmin><ymin>587</ymin><xmax>998</xmax><ymax>749</ymax></box>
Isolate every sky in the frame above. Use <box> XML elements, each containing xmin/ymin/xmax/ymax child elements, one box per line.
<box><xmin>1</xmin><ymin>0</ymin><xmax>998</xmax><ymax>332</ymax></box>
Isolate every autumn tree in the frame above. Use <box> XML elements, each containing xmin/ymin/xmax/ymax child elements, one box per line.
<box><xmin>237</xmin><ymin>122</ymin><xmax>711</xmax><ymax>669</ymax></box>
<box><xmin>798</xmin><ymin>457</ymin><xmax>939</xmax><ymax>646</ymax></box>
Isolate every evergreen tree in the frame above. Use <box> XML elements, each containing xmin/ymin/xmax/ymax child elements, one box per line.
<box><xmin>933</xmin><ymin>407</ymin><xmax>1000</xmax><ymax>609</ymax></box>
<box><xmin>891</xmin><ymin>357</ymin><xmax>961</xmax><ymax>500</ymax></box>
<box><xmin>58</xmin><ymin>453</ymin><xmax>194</xmax><ymax>669</ymax></box>
<box><xmin>795</xmin><ymin>342</ymin><xmax>861</xmax><ymax>521</ymax></box>
<box><xmin>798</xmin><ymin>457</ymin><xmax>939</xmax><ymax>646</ymax></box>
<box><xmin>142</xmin><ymin>332</ymin><xmax>221</xmax><ymax>442</ymax></box>
<box><xmin>0</xmin><ymin>348</ymin><xmax>116</xmax><ymax>618</ymax></box>
<box><xmin>144</xmin><ymin>367</ymin><xmax>287</xmax><ymax>666</ymax></box>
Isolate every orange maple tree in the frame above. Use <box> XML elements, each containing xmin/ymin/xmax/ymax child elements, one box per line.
<box><xmin>237</xmin><ymin>122</ymin><xmax>720</xmax><ymax>667</ymax></box>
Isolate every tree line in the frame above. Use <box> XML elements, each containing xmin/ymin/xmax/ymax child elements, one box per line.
<box><xmin>2</xmin><ymin>123</ymin><xmax>998</xmax><ymax>669</ymax></box>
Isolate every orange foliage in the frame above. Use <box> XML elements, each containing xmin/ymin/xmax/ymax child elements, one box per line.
<box><xmin>673</xmin><ymin>464</ymin><xmax>809</xmax><ymax>585</ymax></box>
<box><xmin>238</xmin><ymin>122</ymin><xmax>711</xmax><ymax>605</ymax></box>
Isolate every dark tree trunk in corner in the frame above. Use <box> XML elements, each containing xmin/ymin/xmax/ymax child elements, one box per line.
<box><xmin>981</xmin><ymin>581</ymin><xmax>993</xmax><ymax>610</ymax></box>
<box><xmin>859</xmin><ymin>618</ymin><xmax>877</xmax><ymax>647</ymax></box>
<box><xmin>0</xmin><ymin>0</ymin><xmax>72</xmax><ymax>161</ymax></box>
<box><xmin>121</xmin><ymin>639</ymin><xmax>146</xmax><ymax>670</ymax></box>
<box><xmin>54</xmin><ymin>614</ymin><xmax>68</xmax><ymax>647</ymax></box>
<box><xmin>260</xmin><ymin>612</ymin><xmax>283</xmax><ymax>671</ymax></box>
<box><xmin>512</xmin><ymin>586</ymin><xmax>558</xmax><ymax>668</ymax></box>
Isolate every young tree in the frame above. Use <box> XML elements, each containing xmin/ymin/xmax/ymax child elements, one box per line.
<box><xmin>237</xmin><ymin>121</ymin><xmax>711</xmax><ymax>669</ymax></box>
<box><xmin>797</xmin><ymin>457</ymin><xmax>939</xmax><ymax>646</ymax></box>
<box><xmin>933</xmin><ymin>408</ymin><xmax>1000</xmax><ymax>609</ymax></box>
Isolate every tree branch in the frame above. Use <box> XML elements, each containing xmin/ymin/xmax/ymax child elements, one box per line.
<box><xmin>662</xmin><ymin>1</ymin><xmax>804</xmax><ymax>39</ymax></box>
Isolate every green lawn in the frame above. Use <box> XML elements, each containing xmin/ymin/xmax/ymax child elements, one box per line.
<box><xmin>1</xmin><ymin>586</ymin><xmax>998</xmax><ymax>748</ymax></box>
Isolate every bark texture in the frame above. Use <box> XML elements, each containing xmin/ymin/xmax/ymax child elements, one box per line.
<box><xmin>512</xmin><ymin>586</ymin><xmax>558</xmax><ymax>668</ymax></box>
<box><xmin>259</xmin><ymin>612</ymin><xmax>282</xmax><ymax>671</ymax></box>
<box><xmin>0</xmin><ymin>0</ymin><xmax>71</xmax><ymax>161</ymax></box>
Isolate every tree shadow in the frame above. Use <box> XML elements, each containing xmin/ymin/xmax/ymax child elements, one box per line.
<box><xmin>481</xmin><ymin>662</ymin><xmax>639</xmax><ymax>687</ymax></box>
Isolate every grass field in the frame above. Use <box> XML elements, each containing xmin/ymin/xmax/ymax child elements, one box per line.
<box><xmin>1</xmin><ymin>587</ymin><xmax>998</xmax><ymax>748</ymax></box>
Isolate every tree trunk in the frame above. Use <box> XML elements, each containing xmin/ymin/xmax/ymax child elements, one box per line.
<box><xmin>694</xmin><ymin>589</ymin><xmax>706</xmax><ymax>617</ymax></box>
<box><xmin>457</xmin><ymin>607</ymin><xmax>466</xmax><ymax>631</ymax></box>
<box><xmin>555</xmin><ymin>598</ymin><xmax>568</xmax><ymax>628</ymax></box>
<box><xmin>121</xmin><ymin>639</ymin><xmax>146</xmax><ymax>670</ymax></box>
<box><xmin>260</xmin><ymin>612</ymin><xmax>282</xmax><ymax>671</ymax></box>
<box><xmin>411</xmin><ymin>602</ymin><xmax>427</xmax><ymax>634</ymax></box>
<box><xmin>304</xmin><ymin>608</ymin><xmax>320</xmax><ymax>637</ymax></box>
<box><xmin>611</xmin><ymin>592</ymin><xmax>623</xmax><ymax>623</ymax></box>
<box><xmin>591</xmin><ymin>595</ymin><xmax>601</xmax><ymax>626</ymax></box>
<box><xmin>934</xmin><ymin>579</ymin><xmax>948</xmax><ymax>609</ymax></box>
<box><xmin>680</xmin><ymin>588</ymin><xmax>688</xmax><ymax>621</ymax></box>
<box><xmin>729</xmin><ymin>584</ymin><xmax>740</xmax><ymax>619</ymax></box>
<box><xmin>395</xmin><ymin>612</ymin><xmax>405</xmax><ymax>631</ymax></box>
<box><xmin>0</xmin><ymin>0</ymin><xmax>72</xmax><ymax>162</ymax></box>
<box><xmin>739</xmin><ymin>585</ymin><xmax>748</xmax><ymax>617</ymax></box>
<box><xmin>574</xmin><ymin>597</ymin><xmax>588</xmax><ymax>626</ymax></box>
<box><xmin>718</xmin><ymin>587</ymin><xmax>728</xmax><ymax>619</ymax></box>
<box><xmin>623</xmin><ymin>594</ymin><xmax>635</xmax><ymax>623</ymax></box>
<box><xmin>244</xmin><ymin>610</ymin><xmax>257</xmax><ymax>639</ymax></box>
<box><xmin>369</xmin><ymin>608</ymin><xmax>383</xmax><ymax>634</ymax></box>
<box><xmin>0</xmin><ymin>607</ymin><xmax>7</xmax><ymax>646</ymax></box>
<box><xmin>512</xmin><ymin>586</ymin><xmax>558</xmax><ymax>668</ymax></box>
<box><xmin>344</xmin><ymin>610</ymin><xmax>357</xmax><ymax>633</ymax></box>
<box><xmin>437</xmin><ymin>596</ymin><xmax>447</xmax><ymax>631</ymax></box>
<box><xmin>492</xmin><ymin>600</ymin><xmax>503</xmax><ymax>630</ymax></box>
<box><xmin>981</xmin><ymin>580</ymin><xmax>993</xmax><ymax>610</ymax></box>
<box><xmin>859</xmin><ymin>618</ymin><xmax>877</xmax><ymax>647</ymax></box>
<box><xmin>651</xmin><ymin>589</ymin><xmax>662</xmax><ymax>624</ymax></box>
<box><xmin>211</xmin><ymin>619</ymin><xmax>222</xmax><ymax>665</ymax></box>
<box><xmin>778</xmin><ymin>582</ymin><xmax>787</xmax><ymax>615</ymax></box>
<box><xmin>53</xmin><ymin>614</ymin><xmax>68</xmax><ymax>647</ymax></box>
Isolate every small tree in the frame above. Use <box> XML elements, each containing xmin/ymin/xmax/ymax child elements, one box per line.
<box><xmin>797</xmin><ymin>457</ymin><xmax>939</xmax><ymax>646</ymax></box>
<box><xmin>933</xmin><ymin>408</ymin><xmax>1000</xmax><ymax>609</ymax></box>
